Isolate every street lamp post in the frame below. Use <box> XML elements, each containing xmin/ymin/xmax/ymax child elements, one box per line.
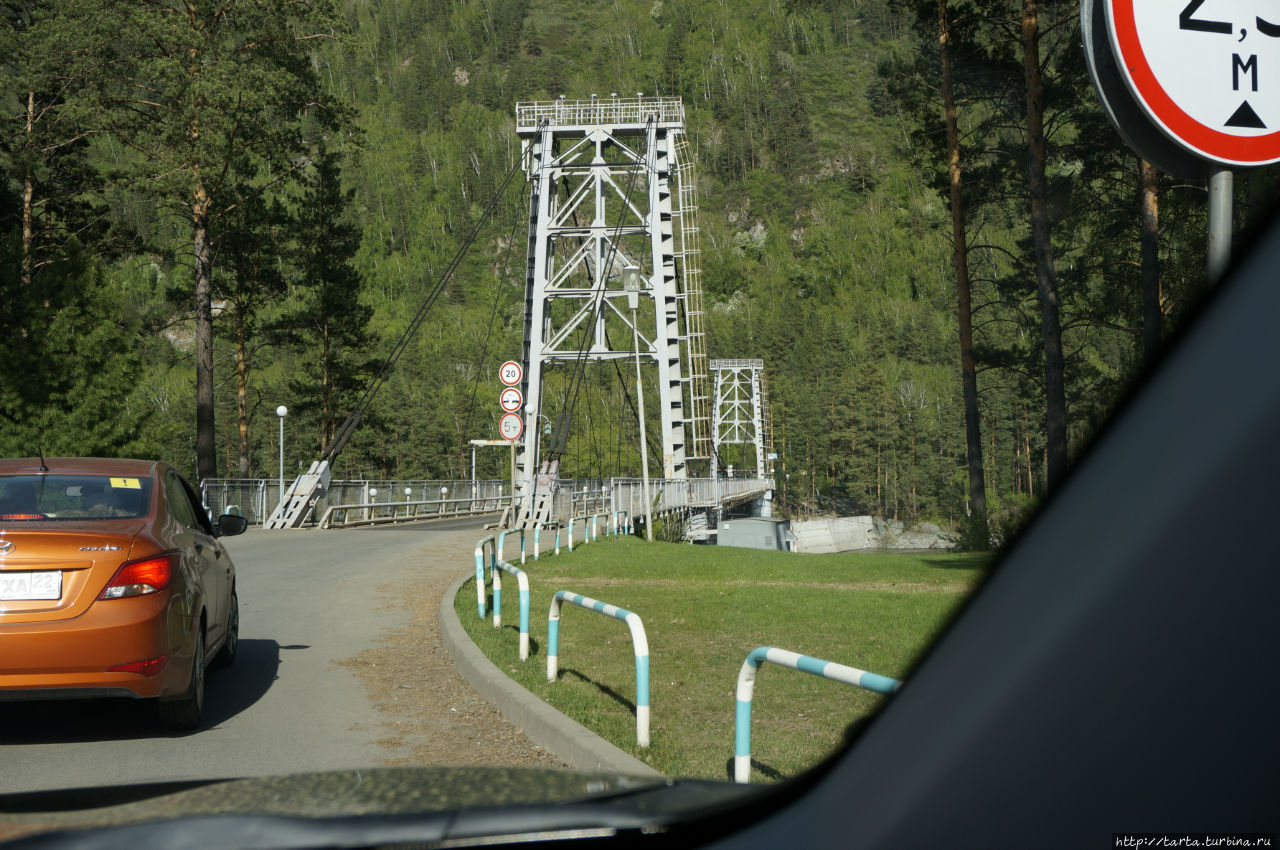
<box><xmin>623</xmin><ymin>267</ymin><xmax>653</xmax><ymax>541</ymax></box>
<box><xmin>276</xmin><ymin>405</ymin><xmax>288</xmax><ymax>515</ymax></box>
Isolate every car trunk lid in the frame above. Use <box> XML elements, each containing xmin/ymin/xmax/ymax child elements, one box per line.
<box><xmin>0</xmin><ymin>525</ymin><xmax>145</xmax><ymax>623</ymax></box>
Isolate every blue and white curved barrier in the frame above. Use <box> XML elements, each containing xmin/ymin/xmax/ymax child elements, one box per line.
<box><xmin>568</xmin><ymin>513</ymin><xmax>609</xmax><ymax>551</ymax></box>
<box><xmin>491</xmin><ymin>560</ymin><xmax>531</xmax><ymax>660</ymax></box>
<box><xmin>734</xmin><ymin>646</ymin><xmax>902</xmax><ymax>783</ymax></box>
<box><xmin>547</xmin><ymin>590</ymin><xmax>651</xmax><ymax>748</ymax></box>
<box><xmin>473</xmin><ymin>535</ymin><xmax>497</xmax><ymax>619</ymax></box>
<box><xmin>497</xmin><ymin>527</ymin><xmax>527</xmax><ymax>565</ymax></box>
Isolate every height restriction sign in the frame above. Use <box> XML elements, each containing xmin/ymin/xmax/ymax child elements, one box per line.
<box><xmin>1107</xmin><ymin>0</ymin><xmax>1280</xmax><ymax>166</ymax></box>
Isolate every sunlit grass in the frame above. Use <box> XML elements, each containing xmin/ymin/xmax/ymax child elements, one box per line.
<box><xmin>455</xmin><ymin>536</ymin><xmax>987</xmax><ymax>781</ymax></box>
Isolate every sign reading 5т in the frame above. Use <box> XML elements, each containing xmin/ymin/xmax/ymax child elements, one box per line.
<box><xmin>1108</xmin><ymin>0</ymin><xmax>1280</xmax><ymax>165</ymax></box>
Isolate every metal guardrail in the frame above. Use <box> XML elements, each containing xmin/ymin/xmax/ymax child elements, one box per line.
<box><xmin>202</xmin><ymin>479</ymin><xmax>509</xmax><ymax>526</ymax></box>
<box><xmin>547</xmin><ymin>590</ymin><xmax>652</xmax><ymax>748</ymax></box>
<box><xmin>733</xmin><ymin>647</ymin><xmax>902</xmax><ymax>784</ymax></box>
<box><xmin>474</xmin><ymin>535</ymin><xmax>498</xmax><ymax>619</ymax></box>
<box><xmin>566</xmin><ymin>514</ymin><xmax>607</xmax><ymax>551</ymax></box>
<box><xmin>317</xmin><ymin>496</ymin><xmax>502</xmax><ymax>529</ymax></box>
<box><xmin>491</xmin><ymin>561</ymin><xmax>531</xmax><ymax>661</ymax></box>
<box><xmin>204</xmin><ymin>476</ymin><xmax>773</xmax><ymax>530</ymax></box>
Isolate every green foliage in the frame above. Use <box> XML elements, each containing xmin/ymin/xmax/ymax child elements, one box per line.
<box><xmin>4</xmin><ymin>0</ymin><xmax>1275</xmax><ymax>526</ymax></box>
<box><xmin>0</xmin><ymin>243</ymin><xmax>152</xmax><ymax>458</ymax></box>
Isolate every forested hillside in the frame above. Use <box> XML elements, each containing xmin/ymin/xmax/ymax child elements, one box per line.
<box><xmin>3</xmin><ymin>0</ymin><xmax>1276</xmax><ymax>541</ymax></box>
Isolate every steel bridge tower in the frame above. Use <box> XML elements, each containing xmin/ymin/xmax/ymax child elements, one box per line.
<box><xmin>512</xmin><ymin>97</ymin><xmax>712</xmax><ymax>521</ymax></box>
<box><xmin>711</xmin><ymin>359</ymin><xmax>773</xmax><ymax>481</ymax></box>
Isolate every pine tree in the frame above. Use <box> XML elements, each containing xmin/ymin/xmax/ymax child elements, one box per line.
<box><xmin>283</xmin><ymin>153</ymin><xmax>374</xmax><ymax>457</ymax></box>
<box><xmin>84</xmin><ymin>0</ymin><xmax>349</xmax><ymax>482</ymax></box>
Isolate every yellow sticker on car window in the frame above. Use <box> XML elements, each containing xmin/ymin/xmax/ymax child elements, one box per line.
<box><xmin>109</xmin><ymin>477</ymin><xmax>141</xmax><ymax>489</ymax></box>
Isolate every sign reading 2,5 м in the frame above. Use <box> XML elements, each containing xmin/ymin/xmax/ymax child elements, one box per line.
<box><xmin>1108</xmin><ymin>0</ymin><xmax>1280</xmax><ymax>165</ymax></box>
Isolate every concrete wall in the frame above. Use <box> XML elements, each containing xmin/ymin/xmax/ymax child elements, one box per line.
<box><xmin>790</xmin><ymin>517</ymin><xmax>956</xmax><ymax>554</ymax></box>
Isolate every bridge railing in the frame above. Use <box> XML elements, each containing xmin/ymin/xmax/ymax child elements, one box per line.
<box><xmin>317</xmin><ymin>495</ymin><xmax>501</xmax><ymax>529</ymax></box>
<box><xmin>602</xmin><ymin>477</ymin><xmax>774</xmax><ymax>518</ymax></box>
<box><xmin>525</xmin><ymin>478</ymin><xmax>774</xmax><ymax>527</ymax></box>
<box><xmin>326</xmin><ymin>479</ymin><xmax>507</xmax><ymax>511</ymax></box>
<box><xmin>516</xmin><ymin>96</ymin><xmax>685</xmax><ymax>132</ymax></box>
<box><xmin>206</xmin><ymin>475</ymin><xmax>772</xmax><ymax>529</ymax></box>
<box><xmin>200</xmin><ymin>479</ymin><xmax>274</xmax><ymax>524</ymax></box>
<box><xmin>202</xmin><ymin>478</ymin><xmax>508</xmax><ymax>526</ymax></box>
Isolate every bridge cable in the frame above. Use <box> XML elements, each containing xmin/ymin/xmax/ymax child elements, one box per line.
<box><xmin>322</xmin><ymin>148</ymin><xmax>529</xmax><ymax>466</ymax></box>
<box><xmin>457</xmin><ymin>174</ymin><xmax>529</xmax><ymax>472</ymax></box>
<box><xmin>604</xmin><ymin>327</ymin><xmax>665</xmax><ymax>471</ymax></box>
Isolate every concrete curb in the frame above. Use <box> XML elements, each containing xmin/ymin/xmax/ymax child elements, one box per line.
<box><xmin>439</xmin><ymin>573</ymin><xmax>664</xmax><ymax>778</ymax></box>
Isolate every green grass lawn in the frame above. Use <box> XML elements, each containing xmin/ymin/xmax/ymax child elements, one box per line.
<box><xmin>454</xmin><ymin>535</ymin><xmax>988</xmax><ymax>782</ymax></box>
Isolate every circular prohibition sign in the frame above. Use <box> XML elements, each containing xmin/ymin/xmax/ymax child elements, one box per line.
<box><xmin>1107</xmin><ymin>0</ymin><xmax>1280</xmax><ymax>166</ymax></box>
<box><xmin>499</xmin><ymin>412</ymin><xmax>524</xmax><ymax>442</ymax></box>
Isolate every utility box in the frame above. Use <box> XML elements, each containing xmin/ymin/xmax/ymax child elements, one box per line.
<box><xmin>717</xmin><ymin>517</ymin><xmax>794</xmax><ymax>552</ymax></box>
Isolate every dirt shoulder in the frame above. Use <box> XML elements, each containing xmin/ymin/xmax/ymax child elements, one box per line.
<box><xmin>335</xmin><ymin>527</ymin><xmax>569</xmax><ymax>770</ymax></box>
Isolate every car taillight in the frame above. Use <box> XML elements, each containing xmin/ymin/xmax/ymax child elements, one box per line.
<box><xmin>0</xmin><ymin>514</ymin><xmax>45</xmax><ymax>521</ymax></box>
<box><xmin>107</xmin><ymin>656</ymin><xmax>170</xmax><ymax>676</ymax></box>
<box><xmin>100</xmin><ymin>554</ymin><xmax>176</xmax><ymax>599</ymax></box>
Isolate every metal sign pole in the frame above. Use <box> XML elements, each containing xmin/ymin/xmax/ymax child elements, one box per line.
<box><xmin>1207</xmin><ymin>166</ymin><xmax>1233</xmax><ymax>284</ymax></box>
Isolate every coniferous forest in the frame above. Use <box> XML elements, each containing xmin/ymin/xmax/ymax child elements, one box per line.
<box><xmin>3</xmin><ymin>0</ymin><xmax>1277</xmax><ymax>544</ymax></box>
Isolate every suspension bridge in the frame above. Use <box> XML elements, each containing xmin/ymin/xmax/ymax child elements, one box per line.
<box><xmin>237</xmin><ymin>97</ymin><xmax>777</xmax><ymax>543</ymax></box>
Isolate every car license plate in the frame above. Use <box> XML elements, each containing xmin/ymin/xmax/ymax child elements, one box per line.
<box><xmin>0</xmin><ymin>571</ymin><xmax>62</xmax><ymax>601</ymax></box>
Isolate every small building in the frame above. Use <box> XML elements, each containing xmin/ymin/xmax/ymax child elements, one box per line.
<box><xmin>717</xmin><ymin>516</ymin><xmax>794</xmax><ymax>552</ymax></box>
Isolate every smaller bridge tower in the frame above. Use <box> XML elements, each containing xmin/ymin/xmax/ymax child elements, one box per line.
<box><xmin>711</xmin><ymin>359</ymin><xmax>773</xmax><ymax>482</ymax></box>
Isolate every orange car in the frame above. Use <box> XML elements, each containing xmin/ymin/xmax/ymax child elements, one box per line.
<box><xmin>0</xmin><ymin>457</ymin><xmax>246</xmax><ymax>730</ymax></box>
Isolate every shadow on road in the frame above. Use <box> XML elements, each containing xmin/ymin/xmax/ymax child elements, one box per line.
<box><xmin>201</xmin><ymin>639</ymin><xmax>296</xmax><ymax>729</ymax></box>
<box><xmin>0</xmin><ymin>639</ymin><xmax>289</xmax><ymax>743</ymax></box>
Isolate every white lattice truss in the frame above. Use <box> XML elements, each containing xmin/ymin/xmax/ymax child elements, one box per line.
<box><xmin>711</xmin><ymin>359</ymin><xmax>773</xmax><ymax>480</ymax></box>
<box><xmin>512</xmin><ymin>98</ymin><xmax>712</xmax><ymax>515</ymax></box>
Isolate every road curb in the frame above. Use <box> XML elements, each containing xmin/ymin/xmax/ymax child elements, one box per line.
<box><xmin>439</xmin><ymin>573</ymin><xmax>664</xmax><ymax>778</ymax></box>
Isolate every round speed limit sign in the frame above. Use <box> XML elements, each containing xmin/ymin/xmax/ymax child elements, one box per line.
<box><xmin>499</xmin><ymin>412</ymin><xmax>524</xmax><ymax>442</ymax></box>
<box><xmin>499</xmin><ymin>360</ymin><xmax>523</xmax><ymax>386</ymax></box>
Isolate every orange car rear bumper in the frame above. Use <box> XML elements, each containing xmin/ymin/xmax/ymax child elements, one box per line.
<box><xmin>0</xmin><ymin>592</ymin><xmax>194</xmax><ymax>700</ymax></box>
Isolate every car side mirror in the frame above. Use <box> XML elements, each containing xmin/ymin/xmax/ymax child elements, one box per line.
<box><xmin>216</xmin><ymin>514</ymin><xmax>249</xmax><ymax>537</ymax></box>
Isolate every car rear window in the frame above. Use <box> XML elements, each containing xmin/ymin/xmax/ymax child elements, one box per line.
<box><xmin>0</xmin><ymin>474</ymin><xmax>153</xmax><ymax>521</ymax></box>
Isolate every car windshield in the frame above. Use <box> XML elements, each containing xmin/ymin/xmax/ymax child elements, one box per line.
<box><xmin>0</xmin><ymin>0</ymin><xmax>1274</xmax><ymax>844</ymax></box>
<box><xmin>0</xmin><ymin>475</ymin><xmax>152</xmax><ymax>521</ymax></box>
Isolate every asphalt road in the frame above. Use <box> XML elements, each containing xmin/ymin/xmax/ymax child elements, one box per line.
<box><xmin>0</xmin><ymin>517</ymin><xmax>495</xmax><ymax>795</ymax></box>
